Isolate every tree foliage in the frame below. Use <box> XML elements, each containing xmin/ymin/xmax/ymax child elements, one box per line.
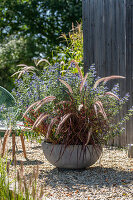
<box><xmin>0</xmin><ymin>0</ymin><xmax>82</xmax><ymax>91</ymax></box>
<box><xmin>0</xmin><ymin>0</ymin><xmax>82</xmax><ymax>57</ymax></box>
<box><xmin>0</xmin><ymin>36</ymin><xmax>36</xmax><ymax>90</ymax></box>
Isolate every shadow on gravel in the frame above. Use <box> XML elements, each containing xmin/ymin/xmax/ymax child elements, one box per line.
<box><xmin>8</xmin><ymin>149</ymin><xmax>23</xmax><ymax>154</ymax></box>
<box><xmin>31</xmin><ymin>145</ymin><xmax>42</xmax><ymax>150</ymax></box>
<box><xmin>9</xmin><ymin>159</ymin><xmax>44</xmax><ymax>166</ymax></box>
<box><xmin>38</xmin><ymin>166</ymin><xmax>133</xmax><ymax>192</ymax></box>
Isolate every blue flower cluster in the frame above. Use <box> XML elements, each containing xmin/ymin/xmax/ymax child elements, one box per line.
<box><xmin>12</xmin><ymin>64</ymin><xmax>64</xmax><ymax>113</ymax></box>
<box><xmin>120</xmin><ymin>93</ymin><xmax>130</xmax><ymax>104</ymax></box>
<box><xmin>0</xmin><ymin>105</ymin><xmax>7</xmax><ymax>113</ymax></box>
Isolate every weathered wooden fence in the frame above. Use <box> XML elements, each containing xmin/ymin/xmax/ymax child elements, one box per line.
<box><xmin>82</xmin><ymin>0</ymin><xmax>133</xmax><ymax>146</ymax></box>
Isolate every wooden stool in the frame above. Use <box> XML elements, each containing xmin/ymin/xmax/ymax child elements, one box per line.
<box><xmin>1</xmin><ymin>128</ymin><xmax>27</xmax><ymax>160</ymax></box>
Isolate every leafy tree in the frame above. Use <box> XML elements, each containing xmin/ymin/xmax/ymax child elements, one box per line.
<box><xmin>0</xmin><ymin>0</ymin><xmax>82</xmax><ymax>57</ymax></box>
<box><xmin>0</xmin><ymin>36</ymin><xmax>36</xmax><ymax>91</ymax></box>
<box><xmin>0</xmin><ymin>0</ymin><xmax>82</xmax><ymax>91</ymax></box>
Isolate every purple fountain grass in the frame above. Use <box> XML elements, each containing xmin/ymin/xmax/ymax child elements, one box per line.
<box><xmin>19</xmin><ymin>61</ymin><xmax>133</xmax><ymax>148</ymax></box>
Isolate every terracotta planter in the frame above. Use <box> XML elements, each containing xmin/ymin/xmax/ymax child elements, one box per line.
<box><xmin>42</xmin><ymin>141</ymin><xmax>102</xmax><ymax>169</ymax></box>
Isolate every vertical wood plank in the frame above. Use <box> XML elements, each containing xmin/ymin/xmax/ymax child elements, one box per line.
<box><xmin>126</xmin><ymin>0</ymin><xmax>133</xmax><ymax>145</ymax></box>
<box><xmin>83</xmin><ymin>0</ymin><xmax>133</xmax><ymax>147</ymax></box>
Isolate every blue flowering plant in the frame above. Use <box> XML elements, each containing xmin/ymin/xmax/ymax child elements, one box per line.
<box><xmin>22</xmin><ymin>60</ymin><xmax>133</xmax><ymax>146</ymax></box>
<box><xmin>11</xmin><ymin>61</ymin><xmax>64</xmax><ymax>138</ymax></box>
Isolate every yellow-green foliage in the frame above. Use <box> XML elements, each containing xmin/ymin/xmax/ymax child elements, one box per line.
<box><xmin>51</xmin><ymin>23</ymin><xmax>83</xmax><ymax>71</ymax></box>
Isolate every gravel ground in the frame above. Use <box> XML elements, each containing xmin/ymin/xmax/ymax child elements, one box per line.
<box><xmin>1</xmin><ymin>136</ymin><xmax>133</xmax><ymax>200</ymax></box>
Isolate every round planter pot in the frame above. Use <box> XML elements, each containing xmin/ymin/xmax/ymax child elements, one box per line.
<box><xmin>42</xmin><ymin>141</ymin><xmax>102</xmax><ymax>169</ymax></box>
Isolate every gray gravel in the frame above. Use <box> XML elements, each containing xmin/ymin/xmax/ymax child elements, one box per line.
<box><xmin>1</xmin><ymin>137</ymin><xmax>133</xmax><ymax>200</ymax></box>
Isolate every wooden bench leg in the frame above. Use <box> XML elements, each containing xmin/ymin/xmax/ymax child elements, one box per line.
<box><xmin>12</xmin><ymin>132</ymin><xmax>16</xmax><ymax>161</ymax></box>
<box><xmin>1</xmin><ymin>129</ymin><xmax>27</xmax><ymax>160</ymax></box>
<box><xmin>1</xmin><ymin>129</ymin><xmax>12</xmax><ymax>157</ymax></box>
<box><xmin>20</xmin><ymin>133</ymin><xmax>27</xmax><ymax>159</ymax></box>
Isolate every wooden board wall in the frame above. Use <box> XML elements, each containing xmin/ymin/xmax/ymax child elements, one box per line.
<box><xmin>82</xmin><ymin>0</ymin><xmax>133</xmax><ymax>146</ymax></box>
<box><xmin>126</xmin><ymin>0</ymin><xmax>133</xmax><ymax>146</ymax></box>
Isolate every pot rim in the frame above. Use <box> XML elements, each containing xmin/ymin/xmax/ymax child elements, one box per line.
<box><xmin>42</xmin><ymin>140</ymin><xmax>103</xmax><ymax>147</ymax></box>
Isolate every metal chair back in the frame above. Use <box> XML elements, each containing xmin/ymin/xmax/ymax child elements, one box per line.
<box><xmin>0</xmin><ymin>86</ymin><xmax>16</xmax><ymax>126</ymax></box>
